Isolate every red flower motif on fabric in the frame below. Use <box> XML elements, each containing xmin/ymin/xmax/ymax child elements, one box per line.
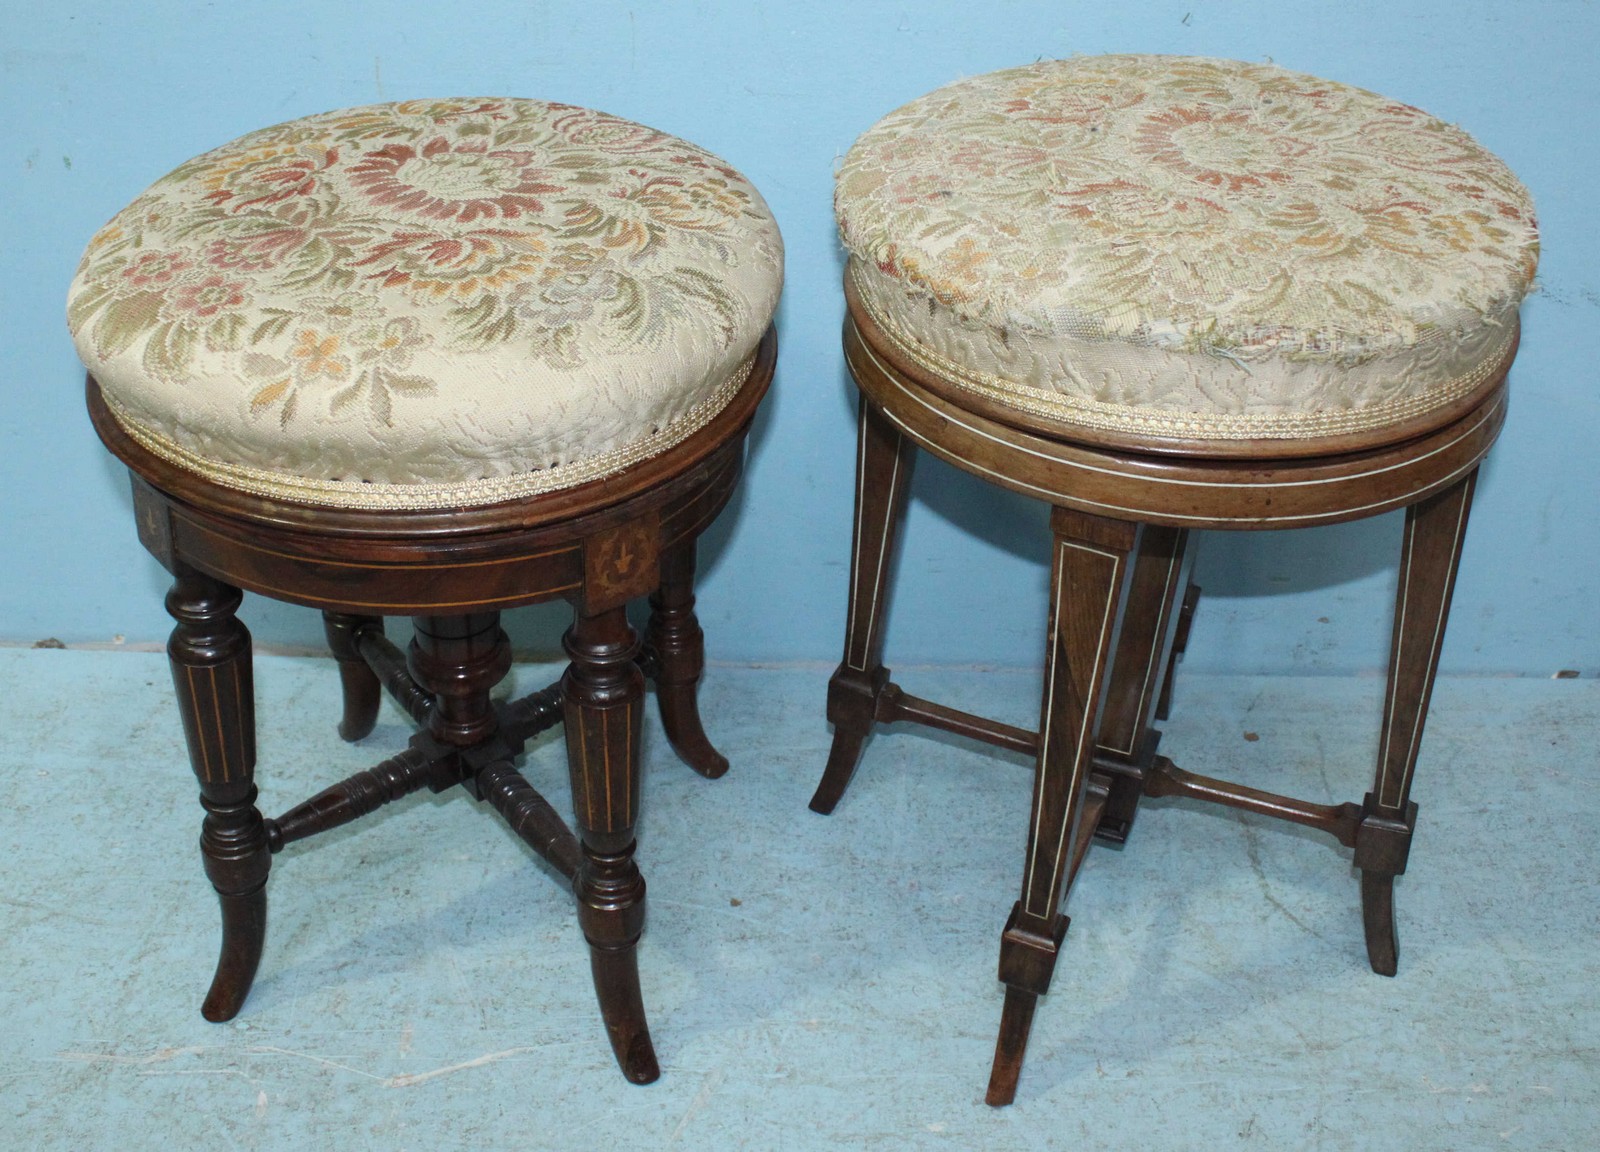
<box><xmin>204</xmin><ymin>148</ymin><xmax>339</xmax><ymax>211</ymax></box>
<box><xmin>347</xmin><ymin>137</ymin><xmax>566</xmax><ymax>223</ymax></box>
<box><xmin>352</xmin><ymin>229</ymin><xmax>552</xmax><ymax>299</ymax></box>
<box><xmin>168</xmin><ymin>275</ymin><xmax>248</xmax><ymax>319</ymax></box>
<box><xmin>121</xmin><ymin>250</ymin><xmax>193</xmax><ymax>290</ymax></box>
<box><xmin>203</xmin><ymin>229</ymin><xmax>307</xmax><ymax>273</ymax></box>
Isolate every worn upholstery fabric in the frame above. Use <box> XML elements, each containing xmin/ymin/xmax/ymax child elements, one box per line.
<box><xmin>68</xmin><ymin>98</ymin><xmax>784</xmax><ymax>508</ymax></box>
<box><xmin>835</xmin><ymin>56</ymin><xmax>1538</xmax><ymax>443</ymax></box>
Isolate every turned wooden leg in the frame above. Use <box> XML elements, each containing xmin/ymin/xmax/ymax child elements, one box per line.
<box><xmin>1358</xmin><ymin>471</ymin><xmax>1477</xmax><ymax>976</ymax></box>
<box><xmin>646</xmin><ymin>539</ymin><xmax>727</xmax><ymax>779</ymax></box>
<box><xmin>322</xmin><ymin>612</ymin><xmax>383</xmax><ymax>742</ymax></box>
<box><xmin>811</xmin><ymin>396</ymin><xmax>917</xmax><ymax>814</ymax></box>
<box><xmin>166</xmin><ymin>567</ymin><xmax>269</xmax><ymax>1023</ymax></box>
<box><xmin>988</xmin><ymin>508</ymin><xmax>1136</xmax><ymax>1107</ymax></box>
<box><xmin>1091</xmin><ymin>526</ymin><xmax>1191</xmax><ymax>842</ymax></box>
<box><xmin>563</xmin><ymin>606</ymin><xmax>659</xmax><ymax>1084</ymax></box>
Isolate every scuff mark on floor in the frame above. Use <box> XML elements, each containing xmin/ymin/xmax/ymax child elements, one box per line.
<box><xmin>667</xmin><ymin>1067</ymin><xmax>725</xmax><ymax>1145</ymax></box>
<box><xmin>1237</xmin><ymin>811</ymin><xmax>1331</xmax><ymax>944</ymax></box>
<box><xmin>59</xmin><ymin>1046</ymin><xmax>208</xmax><ymax>1066</ymax></box>
<box><xmin>385</xmin><ymin>1047</ymin><xmax>538</xmax><ymax>1088</ymax></box>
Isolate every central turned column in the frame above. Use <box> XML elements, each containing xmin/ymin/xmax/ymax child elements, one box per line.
<box><xmin>408</xmin><ymin>613</ymin><xmax>514</xmax><ymax>749</ymax></box>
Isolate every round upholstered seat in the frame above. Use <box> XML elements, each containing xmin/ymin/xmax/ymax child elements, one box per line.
<box><xmin>835</xmin><ymin>55</ymin><xmax>1537</xmax><ymax>451</ymax></box>
<box><xmin>68</xmin><ymin>98</ymin><xmax>784</xmax><ymax>508</ymax></box>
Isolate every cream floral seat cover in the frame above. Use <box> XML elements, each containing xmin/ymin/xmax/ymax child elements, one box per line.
<box><xmin>69</xmin><ymin>98</ymin><xmax>784</xmax><ymax>509</ymax></box>
<box><xmin>835</xmin><ymin>55</ymin><xmax>1537</xmax><ymax>446</ymax></box>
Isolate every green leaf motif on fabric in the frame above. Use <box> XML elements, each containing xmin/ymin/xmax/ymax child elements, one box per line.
<box><xmin>67</xmin><ymin>97</ymin><xmax>780</xmax><ymax>429</ymax></box>
<box><xmin>65</xmin><ymin>96</ymin><xmax>783</xmax><ymax>502</ymax></box>
<box><xmin>97</xmin><ymin>294</ymin><xmax>163</xmax><ymax>360</ymax></box>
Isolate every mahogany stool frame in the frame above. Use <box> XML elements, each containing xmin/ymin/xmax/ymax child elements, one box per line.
<box><xmin>813</xmin><ymin>284</ymin><xmax>1513</xmax><ymax>1105</ymax></box>
<box><xmin>88</xmin><ymin>328</ymin><xmax>776</xmax><ymax>1086</ymax></box>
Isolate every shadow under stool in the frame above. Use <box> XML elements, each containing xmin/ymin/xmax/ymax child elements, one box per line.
<box><xmin>68</xmin><ymin>98</ymin><xmax>784</xmax><ymax>1083</ymax></box>
<box><xmin>813</xmin><ymin>55</ymin><xmax>1539</xmax><ymax>1104</ymax></box>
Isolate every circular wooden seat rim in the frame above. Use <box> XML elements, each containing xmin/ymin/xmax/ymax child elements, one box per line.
<box><xmin>846</xmin><ymin>272</ymin><xmax>1517</xmax><ymax>462</ymax></box>
<box><xmin>846</xmin><ymin>315</ymin><xmax>1505</xmax><ymax>531</ymax></box>
<box><xmin>89</xmin><ymin>329</ymin><xmax>775</xmax><ymax>614</ymax></box>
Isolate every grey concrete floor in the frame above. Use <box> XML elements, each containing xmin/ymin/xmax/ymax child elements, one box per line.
<box><xmin>0</xmin><ymin>648</ymin><xmax>1595</xmax><ymax>1150</ymax></box>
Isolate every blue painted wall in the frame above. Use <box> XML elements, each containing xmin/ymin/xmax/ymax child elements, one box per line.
<box><xmin>4</xmin><ymin>1</ymin><xmax>1597</xmax><ymax>674</ymax></box>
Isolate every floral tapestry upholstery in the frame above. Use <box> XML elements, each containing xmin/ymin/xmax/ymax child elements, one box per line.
<box><xmin>68</xmin><ymin>98</ymin><xmax>784</xmax><ymax>508</ymax></box>
<box><xmin>835</xmin><ymin>56</ymin><xmax>1538</xmax><ymax>444</ymax></box>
